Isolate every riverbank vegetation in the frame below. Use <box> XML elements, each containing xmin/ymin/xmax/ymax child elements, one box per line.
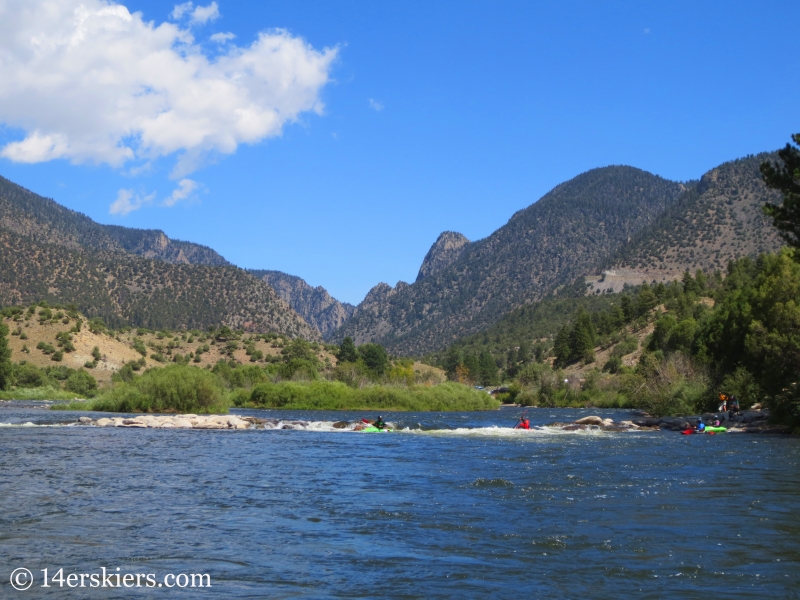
<box><xmin>45</xmin><ymin>335</ymin><xmax>491</xmax><ymax>413</ymax></box>
<box><xmin>425</xmin><ymin>138</ymin><xmax>800</xmax><ymax>428</ymax></box>
<box><xmin>428</xmin><ymin>251</ymin><xmax>800</xmax><ymax>425</ymax></box>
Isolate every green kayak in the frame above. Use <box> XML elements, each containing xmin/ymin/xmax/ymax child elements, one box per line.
<box><xmin>704</xmin><ymin>426</ymin><xmax>727</xmax><ymax>433</ymax></box>
<box><xmin>360</xmin><ymin>426</ymin><xmax>392</xmax><ymax>433</ymax></box>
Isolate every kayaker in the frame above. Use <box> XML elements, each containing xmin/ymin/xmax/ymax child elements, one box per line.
<box><xmin>374</xmin><ymin>416</ymin><xmax>386</xmax><ymax>430</ymax></box>
<box><xmin>695</xmin><ymin>418</ymin><xmax>706</xmax><ymax>433</ymax></box>
<box><xmin>516</xmin><ymin>417</ymin><xmax>530</xmax><ymax>430</ymax></box>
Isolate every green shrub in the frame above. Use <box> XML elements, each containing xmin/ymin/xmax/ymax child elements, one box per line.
<box><xmin>80</xmin><ymin>365</ymin><xmax>228</xmax><ymax>414</ymax></box>
<box><xmin>14</xmin><ymin>363</ymin><xmax>53</xmax><ymax>388</ymax></box>
<box><xmin>611</xmin><ymin>335</ymin><xmax>639</xmax><ymax>358</ymax></box>
<box><xmin>277</xmin><ymin>358</ymin><xmax>318</xmax><ymax>381</ymax></box>
<box><xmin>65</xmin><ymin>370</ymin><xmax>98</xmax><ymax>397</ymax></box>
<box><xmin>720</xmin><ymin>367</ymin><xmax>761</xmax><ymax>410</ymax></box>
<box><xmin>241</xmin><ymin>380</ymin><xmax>499</xmax><ymax>411</ymax></box>
<box><xmin>603</xmin><ymin>356</ymin><xmax>624</xmax><ymax>374</ymax></box>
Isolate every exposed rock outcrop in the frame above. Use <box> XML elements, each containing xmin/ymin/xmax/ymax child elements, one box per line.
<box><xmin>416</xmin><ymin>231</ymin><xmax>470</xmax><ymax>281</ymax></box>
<box><xmin>250</xmin><ymin>270</ymin><xmax>356</xmax><ymax>339</ymax></box>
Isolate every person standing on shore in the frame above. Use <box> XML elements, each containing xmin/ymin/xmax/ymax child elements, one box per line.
<box><xmin>718</xmin><ymin>393</ymin><xmax>728</xmax><ymax>412</ymax></box>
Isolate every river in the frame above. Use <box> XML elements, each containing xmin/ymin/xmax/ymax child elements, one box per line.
<box><xmin>1</xmin><ymin>402</ymin><xmax>799</xmax><ymax>598</ymax></box>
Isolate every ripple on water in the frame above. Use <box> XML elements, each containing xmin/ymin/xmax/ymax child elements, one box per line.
<box><xmin>0</xmin><ymin>403</ymin><xmax>799</xmax><ymax>598</ymax></box>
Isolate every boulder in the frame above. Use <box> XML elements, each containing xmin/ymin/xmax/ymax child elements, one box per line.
<box><xmin>193</xmin><ymin>422</ymin><xmax>225</xmax><ymax>429</ymax></box>
<box><xmin>332</xmin><ymin>421</ymin><xmax>350</xmax><ymax>429</ymax></box>
<box><xmin>78</xmin><ymin>416</ymin><xmax>93</xmax><ymax>424</ymax></box>
<box><xmin>95</xmin><ymin>418</ymin><xmax>112</xmax><ymax>427</ymax></box>
<box><xmin>601</xmin><ymin>418</ymin><xmax>614</xmax><ymax>427</ymax></box>
<box><xmin>742</xmin><ymin>411</ymin><xmax>768</xmax><ymax>424</ymax></box>
<box><xmin>173</xmin><ymin>419</ymin><xmax>193</xmax><ymax>429</ymax></box>
<box><xmin>226</xmin><ymin>417</ymin><xmax>249</xmax><ymax>429</ymax></box>
<box><xmin>574</xmin><ymin>416</ymin><xmax>604</xmax><ymax>426</ymax></box>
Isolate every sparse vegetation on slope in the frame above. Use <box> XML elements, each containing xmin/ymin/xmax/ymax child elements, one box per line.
<box><xmin>0</xmin><ymin>228</ymin><xmax>318</xmax><ymax>337</ymax></box>
<box><xmin>338</xmin><ymin>166</ymin><xmax>684</xmax><ymax>355</ymax></box>
<box><xmin>610</xmin><ymin>154</ymin><xmax>783</xmax><ymax>275</ymax></box>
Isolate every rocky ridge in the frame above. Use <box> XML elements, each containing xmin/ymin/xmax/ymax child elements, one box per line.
<box><xmin>337</xmin><ymin>166</ymin><xmax>684</xmax><ymax>354</ymax></box>
<box><xmin>249</xmin><ymin>270</ymin><xmax>355</xmax><ymax>339</ymax></box>
<box><xmin>416</xmin><ymin>231</ymin><xmax>470</xmax><ymax>281</ymax></box>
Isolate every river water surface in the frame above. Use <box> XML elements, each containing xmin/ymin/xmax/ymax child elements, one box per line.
<box><xmin>1</xmin><ymin>402</ymin><xmax>799</xmax><ymax>598</ymax></box>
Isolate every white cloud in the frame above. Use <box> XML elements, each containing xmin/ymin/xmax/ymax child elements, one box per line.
<box><xmin>0</xmin><ymin>0</ymin><xmax>338</xmax><ymax>176</ymax></box>
<box><xmin>368</xmin><ymin>98</ymin><xmax>384</xmax><ymax>112</ymax></box>
<box><xmin>171</xmin><ymin>2</ymin><xmax>218</xmax><ymax>24</ymax></box>
<box><xmin>163</xmin><ymin>178</ymin><xmax>198</xmax><ymax>206</ymax></box>
<box><xmin>210</xmin><ymin>31</ymin><xmax>235</xmax><ymax>43</ymax></box>
<box><xmin>171</xmin><ymin>2</ymin><xmax>193</xmax><ymax>19</ymax></box>
<box><xmin>109</xmin><ymin>189</ymin><xmax>155</xmax><ymax>215</ymax></box>
<box><xmin>190</xmin><ymin>2</ymin><xmax>219</xmax><ymax>24</ymax></box>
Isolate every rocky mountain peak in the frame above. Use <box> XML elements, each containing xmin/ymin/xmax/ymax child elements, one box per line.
<box><xmin>416</xmin><ymin>231</ymin><xmax>470</xmax><ymax>281</ymax></box>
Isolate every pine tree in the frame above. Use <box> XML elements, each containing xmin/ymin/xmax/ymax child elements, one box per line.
<box><xmin>443</xmin><ymin>346</ymin><xmax>463</xmax><ymax>378</ymax></box>
<box><xmin>478</xmin><ymin>350</ymin><xmax>499</xmax><ymax>386</ymax></box>
<box><xmin>569</xmin><ymin>311</ymin><xmax>596</xmax><ymax>363</ymax></box>
<box><xmin>553</xmin><ymin>325</ymin><xmax>571</xmax><ymax>368</ymax></box>
<box><xmin>761</xmin><ymin>133</ymin><xmax>800</xmax><ymax>252</ymax></box>
<box><xmin>636</xmin><ymin>283</ymin><xmax>658</xmax><ymax>316</ymax></box>
<box><xmin>620</xmin><ymin>295</ymin><xmax>635</xmax><ymax>323</ymax></box>
<box><xmin>0</xmin><ymin>322</ymin><xmax>12</xmax><ymax>391</ymax></box>
<box><xmin>337</xmin><ymin>336</ymin><xmax>359</xmax><ymax>363</ymax></box>
<box><xmin>682</xmin><ymin>270</ymin><xmax>700</xmax><ymax>294</ymax></box>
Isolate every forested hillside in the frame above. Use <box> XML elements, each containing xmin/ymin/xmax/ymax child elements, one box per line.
<box><xmin>0</xmin><ymin>227</ymin><xmax>318</xmax><ymax>336</ymax></box>
<box><xmin>249</xmin><ymin>270</ymin><xmax>355</xmax><ymax>337</ymax></box>
<box><xmin>338</xmin><ymin>166</ymin><xmax>684</xmax><ymax>354</ymax></box>
<box><xmin>0</xmin><ymin>175</ymin><xmax>229</xmax><ymax>266</ymax></box>
<box><xmin>608</xmin><ymin>154</ymin><xmax>782</xmax><ymax>275</ymax></box>
<box><xmin>0</xmin><ymin>175</ymin><xmax>320</xmax><ymax>337</ymax></box>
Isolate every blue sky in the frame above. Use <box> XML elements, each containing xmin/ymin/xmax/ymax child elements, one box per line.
<box><xmin>0</xmin><ymin>0</ymin><xmax>798</xmax><ymax>305</ymax></box>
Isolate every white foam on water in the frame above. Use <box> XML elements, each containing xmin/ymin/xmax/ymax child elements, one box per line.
<box><xmin>260</xmin><ymin>420</ymin><xmax>358</xmax><ymax>432</ymax></box>
<box><xmin>0</xmin><ymin>421</ymin><xmax>70</xmax><ymax>428</ymax></box>
<box><xmin>405</xmin><ymin>425</ymin><xmax>611</xmax><ymax>438</ymax></box>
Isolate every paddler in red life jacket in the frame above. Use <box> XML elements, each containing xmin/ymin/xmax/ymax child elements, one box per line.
<box><xmin>515</xmin><ymin>417</ymin><xmax>530</xmax><ymax>430</ymax></box>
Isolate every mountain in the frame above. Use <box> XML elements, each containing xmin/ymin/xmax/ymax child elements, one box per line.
<box><xmin>602</xmin><ymin>154</ymin><xmax>783</xmax><ymax>281</ymax></box>
<box><xmin>248</xmin><ymin>270</ymin><xmax>355</xmax><ymax>338</ymax></box>
<box><xmin>337</xmin><ymin>166</ymin><xmax>685</xmax><ymax>355</ymax></box>
<box><xmin>0</xmin><ymin>176</ymin><xmax>318</xmax><ymax>338</ymax></box>
<box><xmin>0</xmin><ymin>175</ymin><xmax>230</xmax><ymax>266</ymax></box>
<box><xmin>416</xmin><ymin>231</ymin><xmax>470</xmax><ymax>281</ymax></box>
